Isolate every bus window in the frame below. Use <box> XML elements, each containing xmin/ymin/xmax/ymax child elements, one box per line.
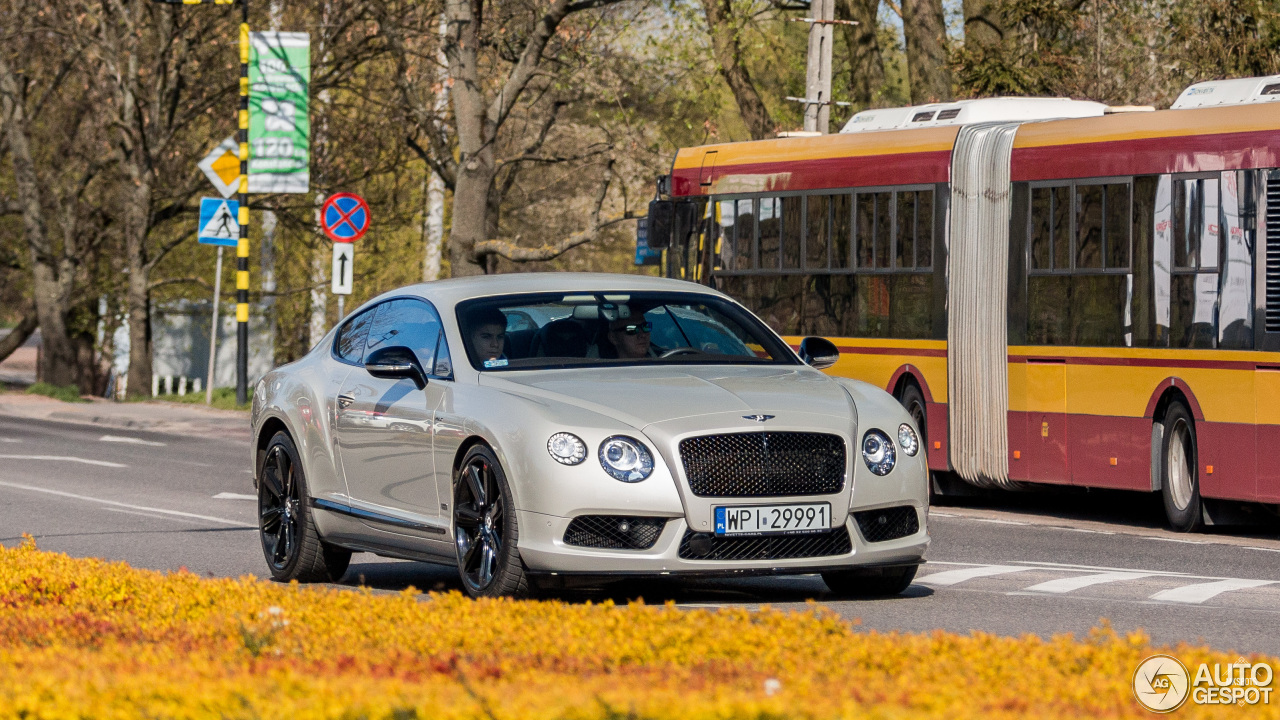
<box><xmin>897</xmin><ymin>192</ymin><xmax>916</xmax><ymax>269</ymax></box>
<box><xmin>1106</xmin><ymin>184</ymin><xmax>1131</xmax><ymax>269</ymax></box>
<box><xmin>855</xmin><ymin>193</ymin><xmax>876</xmax><ymax>268</ymax></box>
<box><xmin>759</xmin><ymin>197</ymin><xmax>780</xmax><ymax>270</ymax></box>
<box><xmin>735</xmin><ymin>199</ymin><xmax>756</xmax><ymax>270</ymax></box>
<box><xmin>832</xmin><ymin>194</ymin><xmax>852</xmax><ymax>269</ymax></box>
<box><xmin>1076</xmin><ymin>184</ymin><xmax>1104</xmax><ymax>269</ymax></box>
<box><xmin>806</xmin><ymin>195</ymin><xmax>830</xmax><ymax>269</ymax></box>
<box><xmin>917</xmin><ymin>190</ymin><xmax>934</xmax><ymax>268</ymax></box>
<box><xmin>875</xmin><ymin>193</ymin><xmax>892</xmax><ymax>268</ymax></box>
<box><xmin>781</xmin><ymin>196</ymin><xmax>803</xmax><ymax>270</ymax></box>
<box><xmin>1052</xmin><ymin>186</ymin><xmax>1071</xmax><ymax>270</ymax></box>
<box><xmin>1031</xmin><ymin>187</ymin><xmax>1052</xmax><ymax>269</ymax></box>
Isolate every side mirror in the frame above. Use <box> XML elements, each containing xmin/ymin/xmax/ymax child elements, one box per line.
<box><xmin>647</xmin><ymin>199</ymin><xmax>674</xmax><ymax>250</ymax></box>
<box><xmin>365</xmin><ymin>346</ymin><xmax>427</xmax><ymax>388</ymax></box>
<box><xmin>798</xmin><ymin>337</ymin><xmax>840</xmax><ymax>370</ymax></box>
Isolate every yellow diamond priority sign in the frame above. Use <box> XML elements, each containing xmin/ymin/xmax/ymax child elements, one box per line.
<box><xmin>198</xmin><ymin>136</ymin><xmax>241</xmax><ymax>199</ymax></box>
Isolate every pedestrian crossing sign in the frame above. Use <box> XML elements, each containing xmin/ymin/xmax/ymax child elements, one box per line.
<box><xmin>198</xmin><ymin>197</ymin><xmax>240</xmax><ymax>247</ymax></box>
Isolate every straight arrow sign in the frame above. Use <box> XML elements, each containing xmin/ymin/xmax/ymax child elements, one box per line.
<box><xmin>332</xmin><ymin>243</ymin><xmax>353</xmax><ymax>295</ymax></box>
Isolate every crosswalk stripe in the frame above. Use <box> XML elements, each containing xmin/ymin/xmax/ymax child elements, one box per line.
<box><xmin>1021</xmin><ymin>571</ymin><xmax>1152</xmax><ymax>594</ymax></box>
<box><xmin>917</xmin><ymin>565</ymin><xmax>1032</xmax><ymax>587</ymax></box>
<box><xmin>1149</xmin><ymin>579</ymin><xmax>1276</xmax><ymax>604</ymax></box>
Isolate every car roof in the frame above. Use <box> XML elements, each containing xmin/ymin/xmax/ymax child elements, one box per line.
<box><xmin>366</xmin><ymin>272</ymin><xmax>728</xmax><ymax>310</ymax></box>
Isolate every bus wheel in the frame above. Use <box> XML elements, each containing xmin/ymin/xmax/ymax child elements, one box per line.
<box><xmin>1160</xmin><ymin>402</ymin><xmax>1203</xmax><ymax>532</ymax></box>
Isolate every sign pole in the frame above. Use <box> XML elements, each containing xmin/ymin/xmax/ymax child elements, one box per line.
<box><xmin>206</xmin><ymin>247</ymin><xmax>223</xmax><ymax>405</ymax></box>
<box><xmin>235</xmin><ymin>0</ymin><xmax>251</xmax><ymax>407</ymax></box>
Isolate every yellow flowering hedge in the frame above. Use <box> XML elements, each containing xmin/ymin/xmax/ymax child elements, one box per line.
<box><xmin>0</xmin><ymin>538</ymin><xmax>1273</xmax><ymax>719</ymax></box>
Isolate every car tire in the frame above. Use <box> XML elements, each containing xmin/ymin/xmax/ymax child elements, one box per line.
<box><xmin>453</xmin><ymin>444</ymin><xmax>531</xmax><ymax>599</ymax></box>
<box><xmin>1160</xmin><ymin>402</ymin><xmax>1203</xmax><ymax>532</ymax></box>
<box><xmin>258</xmin><ymin>431</ymin><xmax>352</xmax><ymax>582</ymax></box>
<box><xmin>822</xmin><ymin>564</ymin><xmax>918</xmax><ymax>597</ymax></box>
<box><xmin>897</xmin><ymin>383</ymin><xmax>940</xmax><ymax>498</ymax></box>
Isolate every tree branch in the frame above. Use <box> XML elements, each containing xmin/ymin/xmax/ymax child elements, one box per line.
<box><xmin>475</xmin><ymin>161</ymin><xmax>629</xmax><ymax>262</ymax></box>
<box><xmin>0</xmin><ymin>309</ymin><xmax>38</xmax><ymax>365</ymax></box>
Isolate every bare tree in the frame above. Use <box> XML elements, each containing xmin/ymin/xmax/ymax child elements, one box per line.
<box><xmin>700</xmin><ymin>0</ymin><xmax>776</xmax><ymax>139</ymax></box>
<box><xmin>836</xmin><ymin>0</ymin><xmax>886</xmax><ymax>107</ymax></box>
<box><xmin>0</xmin><ymin>8</ymin><xmax>110</xmax><ymax>387</ymax></box>
<box><xmin>902</xmin><ymin>0</ymin><xmax>952</xmax><ymax>102</ymax></box>
<box><xmin>385</xmin><ymin>0</ymin><xmax>633</xmax><ymax>276</ymax></box>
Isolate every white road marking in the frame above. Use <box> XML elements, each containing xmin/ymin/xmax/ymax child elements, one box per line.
<box><xmin>1146</xmin><ymin>536</ymin><xmax>1206</xmax><ymax>545</ymax></box>
<box><xmin>99</xmin><ymin>434</ymin><xmax>166</xmax><ymax>447</ymax></box>
<box><xmin>1047</xmin><ymin>526</ymin><xmax>1116</xmax><ymax>535</ymax></box>
<box><xmin>966</xmin><ymin>518</ymin><xmax>1029</xmax><ymax>526</ymax></box>
<box><xmin>1010</xmin><ymin>560</ymin><xmax>1194</xmax><ymax>577</ymax></box>
<box><xmin>0</xmin><ymin>438</ymin><xmax>20</xmax><ymax>443</ymax></box>
<box><xmin>917</xmin><ymin>565</ymin><xmax>1034</xmax><ymax>587</ymax></box>
<box><xmin>0</xmin><ymin>453</ymin><xmax>126</xmax><ymax>468</ymax></box>
<box><xmin>1021</xmin><ymin>571</ymin><xmax>1153</xmax><ymax>594</ymax></box>
<box><xmin>1244</xmin><ymin>546</ymin><xmax>1280</xmax><ymax>554</ymax></box>
<box><xmin>212</xmin><ymin>492</ymin><xmax>256</xmax><ymax>501</ymax></box>
<box><xmin>104</xmin><ymin>507</ymin><xmax>203</xmax><ymax>525</ymax></box>
<box><xmin>928</xmin><ymin>511</ymin><xmax>957</xmax><ymax>517</ymax></box>
<box><xmin>1149</xmin><ymin>579</ymin><xmax>1277</xmax><ymax>604</ymax></box>
<box><xmin>0</xmin><ymin>480</ymin><xmax>254</xmax><ymax>528</ymax></box>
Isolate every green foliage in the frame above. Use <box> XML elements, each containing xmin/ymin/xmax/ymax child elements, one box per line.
<box><xmin>149</xmin><ymin>386</ymin><xmax>253</xmax><ymax>412</ymax></box>
<box><xmin>24</xmin><ymin>383</ymin><xmax>86</xmax><ymax>403</ymax></box>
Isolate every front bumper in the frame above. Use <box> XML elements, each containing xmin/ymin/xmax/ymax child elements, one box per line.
<box><xmin>515</xmin><ymin>504</ymin><xmax>929</xmax><ymax>576</ymax></box>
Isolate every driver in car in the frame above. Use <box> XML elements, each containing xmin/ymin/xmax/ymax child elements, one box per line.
<box><xmin>606</xmin><ymin>314</ymin><xmax>657</xmax><ymax>359</ymax></box>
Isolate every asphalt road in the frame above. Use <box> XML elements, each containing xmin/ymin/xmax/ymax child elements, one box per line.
<box><xmin>3</xmin><ymin>413</ymin><xmax>1279</xmax><ymax>655</ymax></box>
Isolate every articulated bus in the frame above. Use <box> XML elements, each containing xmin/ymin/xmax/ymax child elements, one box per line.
<box><xmin>652</xmin><ymin>77</ymin><xmax>1280</xmax><ymax>531</ymax></box>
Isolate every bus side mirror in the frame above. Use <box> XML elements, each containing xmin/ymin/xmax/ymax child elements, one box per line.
<box><xmin>647</xmin><ymin>200</ymin><xmax>674</xmax><ymax>250</ymax></box>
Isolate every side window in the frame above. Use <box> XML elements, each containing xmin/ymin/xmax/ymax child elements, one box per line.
<box><xmin>364</xmin><ymin>298</ymin><xmax>446</xmax><ymax>373</ymax></box>
<box><xmin>333</xmin><ymin>308</ymin><xmax>376</xmax><ymax>364</ymax></box>
<box><xmin>432</xmin><ymin>331</ymin><xmax>454</xmax><ymax>378</ymax></box>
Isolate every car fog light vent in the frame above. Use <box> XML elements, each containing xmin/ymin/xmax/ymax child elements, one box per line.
<box><xmin>563</xmin><ymin>516</ymin><xmax>665</xmax><ymax>550</ymax></box>
<box><xmin>853</xmin><ymin>506</ymin><xmax>919</xmax><ymax>543</ymax></box>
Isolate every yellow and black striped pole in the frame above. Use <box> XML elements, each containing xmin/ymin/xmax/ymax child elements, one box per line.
<box><xmin>235</xmin><ymin>2</ymin><xmax>250</xmax><ymax>406</ymax></box>
<box><xmin>154</xmin><ymin>0</ymin><xmax>250</xmax><ymax>405</ymax></box>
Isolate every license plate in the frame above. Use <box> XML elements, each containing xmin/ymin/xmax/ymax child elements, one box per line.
<box><xmin>713</xmin><ymin>503</ymin><xmax>831</xmax><ymax>536</ymax></box>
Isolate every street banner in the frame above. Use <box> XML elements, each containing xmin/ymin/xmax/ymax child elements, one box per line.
<box><xmin>249</xmin><ymin>32</ymin><xmax>310</xmax><ymax>193</ymax></box>
<box><xmin>332</xmin><ymin>243</ymin><xmax>354</xmax><ymax>295</ymax></box>
<box><xmin>198</xmin><ymin>198</ymin><xmax>240</xmax><ymax>246</ymax></box>
<box><xmin>634</xmin><ymin>217</ymin><xmax>662</xmax><ymax>266</ymax></box>
<box><xmin>198</xmin><ymin>137</ymin><xmax>241</xmax><ymax>199</ymax></box>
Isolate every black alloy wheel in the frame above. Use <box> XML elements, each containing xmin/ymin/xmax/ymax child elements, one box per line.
<box><xmin>258</xmin><ymin>432</ymin><xmax>351</xmax><ymax>582</ymax></box>
<box><xmin>453</xmin><ymin>445</ymin><xmax>530</xmax><ymax>598</ymax></box>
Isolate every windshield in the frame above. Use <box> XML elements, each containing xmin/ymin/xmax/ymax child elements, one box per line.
<box><xmin>455</xmin><ymin>291</ymin><xmax>798</xmax><ymax>371</ymax></box>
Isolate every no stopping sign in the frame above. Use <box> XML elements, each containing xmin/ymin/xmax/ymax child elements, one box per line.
<box><xmin>321</xmin><ymin>192</ymin><xmax>371</xmax><ymax>243</ymax></box>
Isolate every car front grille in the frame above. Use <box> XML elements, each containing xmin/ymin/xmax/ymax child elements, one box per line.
<box><xmin>677</xmin><ymin>527</ymin><xmax>852</xmax><ymax>561</ymax></box>
<box><xmin>563</xmin><ymin>515</ymin><xmax>666</xmax><ymax>550</ymax></box>
<box><xmin>853</xmin><ymin>506</ymin><xmax>920</xmax><ymax>543</ymax></box>
<box><xmin>678</xmin><ymin>431</ymin><xmax>846</xmax><ymax>497</ymax></box>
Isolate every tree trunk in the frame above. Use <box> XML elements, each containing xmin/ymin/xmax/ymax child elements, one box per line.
<box><xmin>700</xmin><ymin>0</ymin><xmax>774</xmax><ymax>139</ymax></box>
<box><xmin>449</xmin><ymin>155</ymin><xmax>496</xmax><ymax>277</ymax></box>
<box><xmin>902</xmin><ymin>0</ymin><xmax>953</xmax><ymax>103</ymax></box>
<box><xmin>124</xmin><ymin>182</ymin><xmax>154</xmax><ymax>399</ymax></box>
<box><xmin>962</xmin><ymin>0</ymin><xmax>1007</xmax><ymax>49</ymax></box>
<box><xmin>836</xmin><ymin>0</ymin><xmax>885</xmax><ymax>107</ymax></box>
<box><xmin>0</xmin><ymin>53</ymin><xmax>80</xmax><ymax>389</ymax></box>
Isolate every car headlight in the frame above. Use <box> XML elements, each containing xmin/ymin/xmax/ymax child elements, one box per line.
<box><xmin>898</xmin><ymin>423</ymin><xmax>920</xmax><ymax>457</ymax></box>
<box><xmin>862</xmin><ymin>429</ymin><xmax>896</xmax><ymax>476</ymax></box>
<box><xmin>598</xmin><ymin>435</ymin><xmax>654</xmax><ymax>482</ymax></box>
<box><xmin>547</xmin><ymin>433</ymin><xmax>587</xmax><ymax>465</ymax></box>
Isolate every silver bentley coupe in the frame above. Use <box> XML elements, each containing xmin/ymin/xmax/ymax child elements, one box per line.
<box><xmin>250</xmin><ymin>273</ymin><xmax>929</xmax><ymax>598</ymax></box>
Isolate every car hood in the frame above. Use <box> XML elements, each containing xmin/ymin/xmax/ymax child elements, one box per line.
<box><xmin>478</xmin><ymin>364</ymin><xmax>855</xmax><ymax>429</ymax></box>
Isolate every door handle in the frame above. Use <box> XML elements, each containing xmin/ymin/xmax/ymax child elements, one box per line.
<box><xmin>337</xmin><ymin>394</ymin><xmax>355</xmax><ymax>409</ymax></box>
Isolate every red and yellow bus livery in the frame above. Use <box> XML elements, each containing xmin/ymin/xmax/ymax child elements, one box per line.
<box><xmin>657</xmin><ymin>83</ymin><xmax>1280</xmax><ymax>530</ymax></box>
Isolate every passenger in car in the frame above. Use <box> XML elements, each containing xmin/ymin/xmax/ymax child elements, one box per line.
<box><xmin>466</xmin><ymin>307</ymin><xmax>508</xmax><ymax>362</ymax></box>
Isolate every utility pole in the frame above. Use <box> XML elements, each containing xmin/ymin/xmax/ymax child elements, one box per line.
<box><xmin>804</xmin><ymin>0</ymin><xmax>834</xmax><ymax>134</ymax></box>
<box><xmin>151</xmin><ymin>0</ymin><xmax>251</xmax><ymax>406</ymax></box>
